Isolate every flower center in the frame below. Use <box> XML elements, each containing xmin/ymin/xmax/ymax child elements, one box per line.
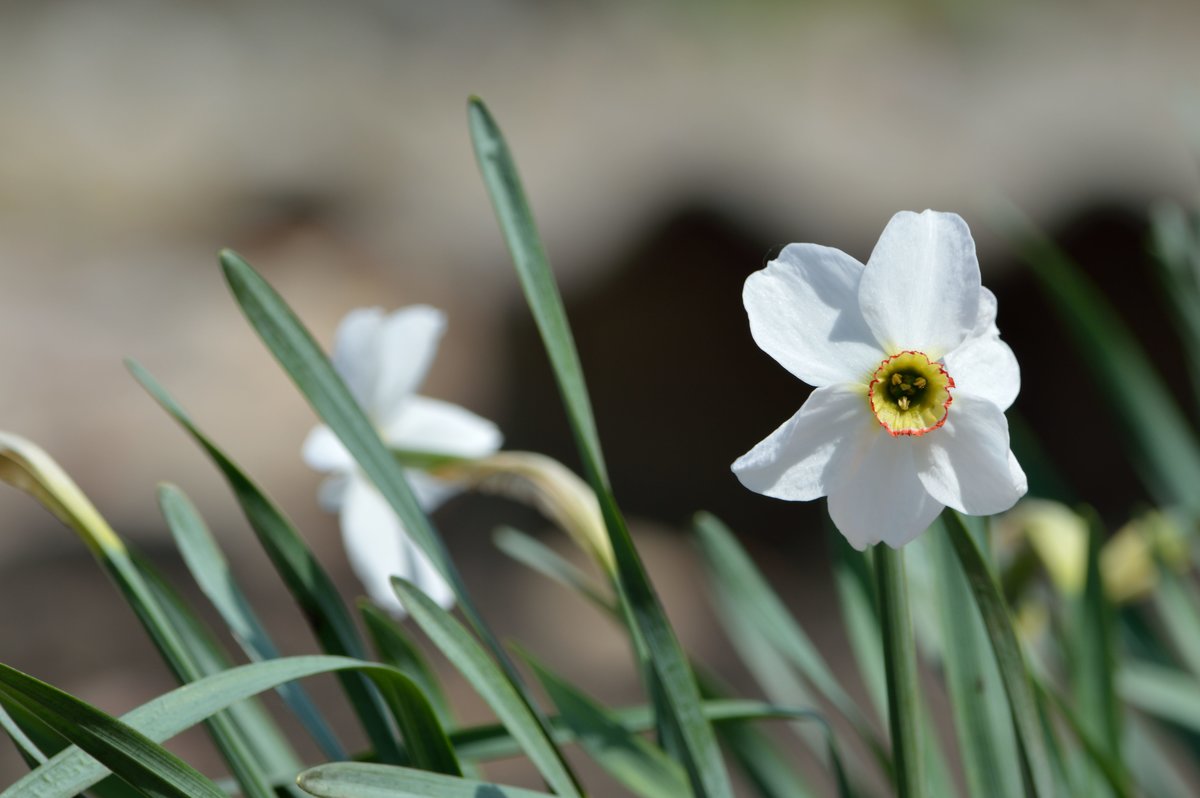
<box><xmin>868</xmin><ymin>351</ymin><xmax>954</xmax><ymax>436</ymax></box>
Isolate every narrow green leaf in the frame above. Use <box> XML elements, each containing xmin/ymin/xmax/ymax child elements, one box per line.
<box><xmin>1124</xmin><ymin>716</ymin><xmax>1196</xmax><ymax>798</ymax></box>
<box><xmin>449</xmin><ymin>698</ymin><xmax>834</xmax><ymax>763</ymax></box>
<box><xmin>1151</xmin><ymin>554</ymin><xmax>1200</xmax><ymax>680</ymax></box>
<box><xmin>694</xmin><ymin>514</ymin><xmax>880</xmax><ymax>755</ymax></box>
<box><xmin>158</xmin><ymin>482</ymin><xmax>346</xmax><ymax>761</ymax></box>
<box><xmin>1149</xmin><ymin>202</ymin><xmax>1200</xmax><ymax>404</ymax></box>
<box><xmin>0</xmin><ymin>700</ymin><xmax>146</xmax><ymax>798</ymax></box>
<box><xmin>494</xmin><ymin>527</ymin><xmax>617</xmax><ymax>617</ymax></box>
<box><xmin>1036</xmin><ymin>680</ymin><xmax>1131</xmax><ymax>798</ymax></box>
<box><xmin>943</xmin><ymin>510</ymin><xmax>1056</xmax><ymax>797</ymax></box>
<box><xmin>214</xmin><ymin>253</ymin><xmax>577</xmax><ymax>788</ymax></box>
<box><xmin>470</xmin><ymin>95</ymin><xmax>732</xmax><ymax>798</ymax></box>
<box><xmin>0</xmin><ymin>664</ymin><xmax>227</xmax><ymax>798</ymax></box>
<box><xmin>1118</xmin><ymin>660</ymin><xmax>1200</xmax><ymax>734</ymax></box>
<box><xmin>694</xmin><ymin>675</ymin><xmax>822</xmax><ymax>798</ymax></box>
<box><xmin>1002</xmin><ymin>202</ymin><xmax>1200</xmax><ymax>510</ymax></box>
<box><xmin>128</xmin><ymin>360</ymin><xmax>402</xmax><ymax>764</ymax></box>
<box><xmin>389</xmin><ymin>578</ymin><xmax>580</xmax><ymax>796</ymax></box>
<box><xmin>520</xmin><ymin>649</ymin><xmax>691</xmax><ymax>798</ymax></box>
<box><xmin>3</xmin><ymin>655</ymin><xmax>458</xmax><ymax>798</ymax></box>
<box><xmin>298</xmin><ymin>763</ymin><xmax>555</xmax><ymax>798</ymax></box>
<box><xmin>131</xmin><ymin>552</ymin><xmax>303</xmax><ymax>786</ymax></box>
<box><xmin>1066</xmin><ymin>516</ymin><xmax>1123</xmax><ymax>793</ymax></box>
<box><xmin>0</xmin><ymin>433</ymin><xmax>279</xmax><ymax>798</ymax></box>
<box><xmin>829</xmin><ymin>532</ymin><xmax>887</xmax><ymax>720</ymax></box>
<box><xmin>874</xmin><ymin>546</ymin><xmax>924</xmax><ymax>798</ymax></box>
<box><xmin>359</xmin><ymin>600</ymin><xmax>453</xmax><ymax>726</ymax></box>
<box><xmin>927</xmin><ymin>518</ymin><xmax>1022</xmax><ymax>798</ymax></box>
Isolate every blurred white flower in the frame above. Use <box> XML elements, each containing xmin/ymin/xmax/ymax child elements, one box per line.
<box><xmin>733</xmin><ymin>210</ymin><xmax>1026</xmax><ymax>549</ymax></box>
<box><xmin>304</xmin><ymin>306</ymin><xmax>501</xmax><ymax>615</ymax></box>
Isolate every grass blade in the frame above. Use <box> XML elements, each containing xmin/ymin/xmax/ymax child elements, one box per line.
<box><xmin>2</xmin><ymin>655</ymin><xmax>458</xmax><ymax>798</ymax></box>
<box><xmin>1066</xmin><ymin>517</ymin><xmax>1124</xmax><ymax>792</ymax></box>
<box><xmin>1001</xmin><ymin>203</ymin><xmax>1200</xmax><ymax>511</ymax></box>
<box><xmin>0</xmin><ymin>432</ymin><xmax>279</xmax><ymax>798</ymax></box>
<box><xmin>874</xmin><ymin>546</ymin><xmax>923</xmax><ymax>797</ymax></box>
<box><xmin>359</xmin><ymin>600</ymin><xmax>453</xmax><ymax>726</ymax></box>
<box><xmin>131</xmin><ymin>551</ymin><xmax>303</xmax><ymax>783</ymax></box>
<box><xmin>298</xmin><ymin>763</ymin><xmax>555</xmax><ymax>798</ymax></box>
<box><xmin>519</xmin><ymin>649</ymin><xmax>691</xmax><ymax>798</ymax></box>
<box><xmin>389</xmin><ymin>578</ymin><xmax>580</xmax><ymax>796</ymax></box>
<box><xmin>494</xmin><ymin>527</ymin><xmax>618</xmax><ymax>617</ymax></box>
<box><xmin>943</xmin><ymin>510</ymin><xmax>1056</xmax><ymax>797</ymax></box>
<box><xmin>215</xmin><ymin>252</ymin><xmax>578</xmax><ymax>789</ymax></box>
<box><xmin>926</xmin><ymin>518</ymin><xmax>1022</xmax><ymax>798</ymax></box>
<box><xmin>469</xmin><ymin>95</ymin><xmax>732</xmax><ymax>798</ymax></box>
<box><xmin>1118</xmin><ymin>660</ymin><xmax>1200</xmax><ymax>734</ymax></box>
<box><xmin>158</xmin><ymin>482</ymin><xmax>346</xmax><ymax>761</ymax></box>
<box><xmin>694</xmin><ymin>514</ymin><xmax>880</xmax><ymax>754</ymax></box>
<box><xmin>128</xmin><ymin>360</ymin><xmax>402</xmax><ymax>764</ymax></box>
<box><xmin>0</xmin><ymin>664</ymin><xmax>227</xmax><ymax>798</ymax></box>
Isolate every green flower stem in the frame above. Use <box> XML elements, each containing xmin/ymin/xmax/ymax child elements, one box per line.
<box><xmin>875</xmin><ymin>544</ymin><xmax>924</xmax><ymax>798</ymax></box>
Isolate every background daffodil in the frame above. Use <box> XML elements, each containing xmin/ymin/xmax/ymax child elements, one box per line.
<box><xmin>303</xmin><ymin>306</ymin><xmax>502</xmax><ymax>615</ymax></box>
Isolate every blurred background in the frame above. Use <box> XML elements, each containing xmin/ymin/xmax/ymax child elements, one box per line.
<box><xmin>1</xmin><ymin>0</ymin><xmax>1199</xmax><ymax>792</ymax></box>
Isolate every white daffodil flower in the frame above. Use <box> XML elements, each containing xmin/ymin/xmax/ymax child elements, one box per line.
<box><xmin>733</xmin><ymin>210</ymin><xmax>1027</xmax><ymax>549</ymax></box>
<box><xmin>303</xmin><ymin>306</ymin><xmax>502</xmax><ymax>614</ymax></box>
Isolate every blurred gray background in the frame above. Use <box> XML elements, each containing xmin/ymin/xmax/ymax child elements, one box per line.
<box><xmin>1</xmin><ymin>0</ymin><xmax>1199</xmax><ymax>793</ymax></box>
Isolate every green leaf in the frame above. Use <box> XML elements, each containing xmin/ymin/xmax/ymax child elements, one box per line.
<box><xmin>359</xmin><ymin>600</ymin><xmax>454</xmax><ymax>726</ymax></box>
<box><xmin>829</xmin><ymin>532</ymin><xmax>887</xmax><ymax>720</ymax></box>
<box><xmin>0</xmin><ymin>433</ymin><xmax>280</xmax><ymax>798</ymax></box>
<box><xmin>389</xmin><ymin>578</ymin><xmax>580</xmax><ymax>796</ymax></box>
<box><xmin>448</xmin><ymin>698</ymin><xmax>833</xmax><ymax>763</ymax></box>
<box><xmin>694</xmin><ymin>675</ymin><xmax>823</xmax><ymax>798</ymax></box>
<box><xmin>128</xmin><ymin>360</ymin><xmax>402</xmax><ymax>764</ymax></box>
<box><xmin>926</xmin><ymin>518</ymin><xmax>1022</xmax><ymax>798</ymax></box>
<box><xmin>520</xmin><ymin>649</ymin><xmax>691</xmax><ymax>798</ymax></box>
<box><xmin>214</xmin><ymin>252</ymin><xmax>576</xmax><ymax>787</ymax></box>
<box><xmin>469</xmin><ymin>95</ymin><xmax>732</xmax><ymax>798</ymax></box>
<box><xmin>0</xmin><ymin>663</ymin><xmax>227</xmax><ymax>798</ymax></box>
<box><xmin>2</xmin><ymin>655</ymin><xmax>458</xmax><ymax>798</ymax></box>
<box><xmin>1003</xmin><ymin>203</ymin><xmax>1200</xmax><ymax>511</ymax></box>
<box><xmin>943</xmin><ymin>510</ymin><xmax>1056</xmax><ymax>797</ymax></box>
<box><xmin>874</xmin><ymin>546</ymin><xmax>924</xmax><ymax>798</ymax></box>
<box><xmin>1118</xmin><ymin>660</ymin><xmax>1200</xmax><ymax>734</ymax></box>
<box><xmin>158</xmin><ymin>482</ymin><xmax>346</xmax><ymax>761</ymax></box>
<box><xmin>298</xmin><ymin>763</ymin><xmax>555</xmax><ymax>798</ymax></box>
<box><xmin>1065</xmin><ymin>516</ymin><xmax>1124</xmax><ymax>792</ymax></box>
<box><xmin>494</xmin><ymin>527</ymin><xmax>617</xmax><ymax>617</ymax></box>
<box><xmin>694</xmin><ymin>513</ymin><xmax>880</xmax><ymax>757</ymax></box>
<box><xmin>0</xmin><ymin>700</ymin><xmax>146</xmax><ymax>798</ymax></box>
<box><xmin>131</xmin><ymin>552</ymin><xmax>303</xmax><ymax>786</ymax></box>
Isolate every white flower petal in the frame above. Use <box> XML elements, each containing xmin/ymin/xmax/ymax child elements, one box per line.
<box><xmin>382</xmin><ymin>395</ymin><xmax>502</xmax><ymax>459</ymax></box>
<box><xmin>373</xmin><ymin>306</ymin><xmax>447</xmax><ymax>413</ymax></box>
<box><xmin>317</xmin><ymin>474</ymin><xmax>350</xmax><ymax>512</ymax></box>
<box><xmin>744</xmin><ymin>244</ymin><xmax>885</xmax><ymax>387</ymax></box>
<box><xmin>732</xmin><ymin>384</ymin><xmax>875</xmax><ymax>500</ymax></box>
<box><xmin>916</xmin><ymin>394</ymin><xmax>1027</xmax><ymax>515</ymax></box>
<box><xmin>826</xmin><ymin>433</ymin><xmax>944</xmax><ymax>549</ymax></box>
<box><xmin>332</xmin><ymin>308</ymin><xmax>386</xmax><ymax>410</ymax></box>
<box><xmin>303</xmin><ymin>425</ymin><xmax>355</xmax><ymax>473</ymax></box>
<box><xmin>340</xmin><ymin>476</ymin><xmax>454</xmax><ymax>616</ymax></box>
<box><xmin>859</xmin><ymin>210</ymin><xmax>981</xmax><ymax>359</ymax></box>
<box><xmin>407</xmin><ymin>469</ymin><xmax>460</xmax><ymax>511</ymax></box>
<box><xmin>972</xmin><ymin>287</ymin><xmax>999</xmax><ymax>337</ymax></box>
<box><xmin>944</xmin><ymin>333</ymin><xmax>1020</xmax><ymax>411</ymax></box>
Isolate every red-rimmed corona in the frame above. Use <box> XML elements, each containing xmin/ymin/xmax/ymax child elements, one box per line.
<box><xmin>733</xmin><ymin>210</ymin><xmax>1027</xmax><ymax>550</ymax></box>
<box><xmin>868</xmin><ymin>351</ymin><xmax>955</xmax><ymax>436</ymax></box>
